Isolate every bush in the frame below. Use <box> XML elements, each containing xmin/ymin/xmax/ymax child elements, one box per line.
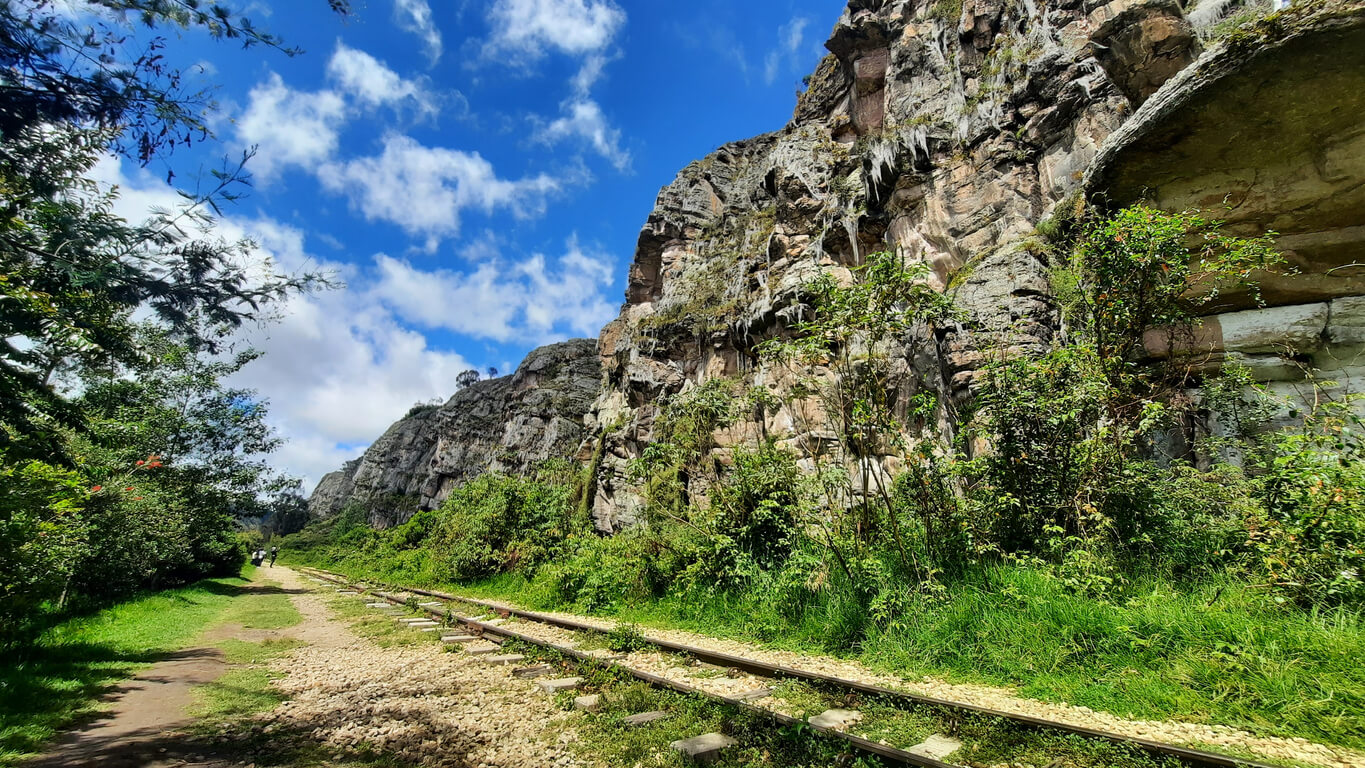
<box><xmin>0</xmin><ymin>460</ymin><xmax>88</xmax><ymax>640</ymax></box>
<box><xmin>1244</xmin><ymin>399</ymin><xmax>1365</xmax><ymax>606</ymax></box>
<box><xmin>427</xmin><ymin>473</ymin><xmax>576</xmax><ymax>581</ymax></box>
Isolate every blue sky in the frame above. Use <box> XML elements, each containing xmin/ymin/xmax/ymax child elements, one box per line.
<box><xmin>95</xmin><ymin>0</ymin><xmax>837</xmax><ymax>489</ymax></box>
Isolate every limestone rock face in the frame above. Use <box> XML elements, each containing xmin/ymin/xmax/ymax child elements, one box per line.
<box><xmin>308</xmin><ymin>461</ymin><xmax>359</xmax><ymax>520</ymax></box>
<box><xmin>1090</xmin><ymin>0</ymin><xmax>1202</xmax><ymax>104</ymax></box>
<box><xmin>419</xmin><ymin>339</ymin><xmax>603</xmax><ymax>511</ymax></box>
<box><xmin>1088</xmin><ymin>0</ymin><xmax>1365</xmax><ymax>413</ymax></box>
<box><xmin>588</xmin><ymin>0</ymin><xmax>1136</xmax><ymax>529</ymax></box>
<box><xmin>583</xmin><ymin>0</ymin><xmax>1365</xmax><ymax>530</ymax></box>
<box><xmin>307</xmin><ymin>339</ymin><xmax>601</xmax><ymax>528</ymax></box>
<box><xmin>310</xmin><ymin>0</ymin><xmax>1365</xmax><ymax>533</ymax></box>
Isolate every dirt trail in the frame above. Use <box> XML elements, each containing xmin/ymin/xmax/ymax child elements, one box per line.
<box><xmin>24</xmin><ymin>567</ymin><xmax>584</xmax><ymax>768</ymax></box>
<box><xmin>24</xmin><ymin>645</ymin><xmax>228</xmax><ymax>768</ymax></box>
<box><xmin>24</xmin><ymin>567</ymin><xmax>322</xmax><ymax>768</ymax></box>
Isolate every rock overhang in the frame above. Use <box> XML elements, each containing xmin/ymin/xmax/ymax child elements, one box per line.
<box><xmin>1084</xmin><ymin>0</ymin><xmax>1365</xmax><ymax>310</ymax></box>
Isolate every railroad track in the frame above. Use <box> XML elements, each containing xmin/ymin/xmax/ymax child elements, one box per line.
<box><xmin>299</xmin><ymin>567</ymin><xmax>1281</xmax><ymax>768</ymax></box>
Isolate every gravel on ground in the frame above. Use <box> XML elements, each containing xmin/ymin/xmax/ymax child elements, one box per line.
<box><xmin>431</xmin><ymin>593</ymin><xmax>1365</xmax><ymax>768</ymax></box>
<box><xmin>212</xmin><ymin>570</ymin><xmax>586</xmax><ymax>768</ymax></box>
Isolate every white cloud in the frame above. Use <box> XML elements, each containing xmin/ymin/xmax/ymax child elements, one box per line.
<box><xmin>481</xmin><ymin>0</ymin><xmax>629</xmax><ymax>175</ymax></box>
<box><xmin>764</xmin><ymin>17</ymin><xmax>810</xmax><ymax>85</ymax></box>
<box><xmin>371</xmin><ymin>234</ymin><xmax>616</xmax><ymax>344</ymax></box>
<box><xmin>326</xmin><ymin>42</ymin><xmax>440</xmax><ymax>119</ymax></box>
<box><xmin>393</xmin><ymin>0</ymin><xmax>443</xmax><ymax>64</ymax></box>
<box><xmin>237</xmin><ymin>48</ymin><xmax>448</xmax><ymax>181</ymax></box>
<box><xmin>235</xmin><ymin>73</ymin><xmax>347</xmax><ymax>181</ymax></box>
<box><xmin>535</xmin><ymin>98</ymin><xmax>629</xmax><ymax>171</ymax></box>
<box><xmin>485</xmin><ymin>0</ymin><xmax>624</xmax><ymax>60</ymax></box>
<box><xmin>88</xmin><ymin>156</ymin><xmax>478</xmax><ymax>492</ymax></box>
<box><xmin>317</xmin><ymin>133</ymin><xmax>561</xmax><ymax>251</ymax></box>
<box><xmin>570</xmin><ymin>52</ymin><xmax>609</xmax><ymax>95</ymax></box>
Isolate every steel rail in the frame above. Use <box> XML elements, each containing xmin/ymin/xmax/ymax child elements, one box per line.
<box><xmin>303</xmin><ymin>568</ymin><xmax>956</xmax><ymax>768</ymax></box>
<box><xmin>300</xmin><ymin>567</ymin><xmax>1280</xmax><ymax>768</ymax></box>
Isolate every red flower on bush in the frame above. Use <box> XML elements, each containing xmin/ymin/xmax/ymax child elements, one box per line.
<box><xmin>91</xmin><ymin>485</ymin><xmax>102</xmax><ymax>492</ymax></box>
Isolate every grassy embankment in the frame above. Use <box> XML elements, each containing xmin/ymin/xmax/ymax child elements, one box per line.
<box><xmin>0</xmin><ymin>565</ymin><xmax>302</xmax><ymax>767</ymax></box>
<box><xmin>287</xmin><ymin>551</ymin><xmax>1365</xmax><ymax>754</ymax></box>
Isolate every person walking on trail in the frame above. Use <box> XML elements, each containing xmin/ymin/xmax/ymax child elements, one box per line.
<box><xmin>269</xmin><ymin>546</ymin><xmax>279</xmax><ymax>567</ymax></box>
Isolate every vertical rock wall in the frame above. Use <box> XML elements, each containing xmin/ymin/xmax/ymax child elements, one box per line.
<box><xmin>307</xmin><ymin>339</ymin><xmax>601</xmax><ymax>528</ymax></box>
<box><xmin>308</xmin><ymin>0</ymin><xmax>1365</xmax><ymax>533</ymax></box>
<box><xmin>585</xmin><ymin>0</ymin><xmax>1365</xmax><ymax>530</ymax></box>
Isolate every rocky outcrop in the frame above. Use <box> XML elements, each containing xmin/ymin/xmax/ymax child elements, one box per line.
<box><xmin>1089</xmin><ymin>0</ymin><xmax>1365</xmax><ymax>415</ymax></box>
<box><xmin>308</xmin><ymin>460</ymin><xmax>359</xmax><ymax>520</ymax></box>
<box><xmin>312</xmin><ymin>0</ymin><xmax>1365</xmax><ymax>533</ymax></box>
<box><xmin>307</xmin><ymin>339</ymin><xmax>601</xmax><ymax>528</ymax></box>
<box><xmin>417</xmin><ymin>338</ymin><xmax>602</xmax><ymax>511</ymax></box>
<box><xmin>583</xmin><ymin>0</ymin><xmax>1365</xmax><ymax>530</ymax></box>
<box><xmin>587</xmin><ymin>0</ymin><xmax>1136</xmax><ymax>529</ymax></box>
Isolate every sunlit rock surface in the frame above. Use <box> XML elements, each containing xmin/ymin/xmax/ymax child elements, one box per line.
<box><xmin>310</xmin><ymin>0</ymin><xmax>1365</xmax><ymax>532</ymax></box>
<box><xmin>307</xmin><ymin>339</ymin><xmax>600</xmax><ymax>527</ymax></box>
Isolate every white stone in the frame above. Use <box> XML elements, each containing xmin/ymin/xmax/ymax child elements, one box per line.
<box><xmin>482</xmin><ymin>654</ymin><xmax>526</xmax><ymax>666</ymax></box>
<box><xmin>669</xmin><ymin>732</ymin><xmax>736</xmax><ymax>763</ymax></box>
<box><xmin>808</xmin><ymin>709</ymin><xmax>861</xmax><ymax>730</ymax></box>
<box><xmin>907</xmin><ymin>734</ymin><xmax>962</xmax><ymax>761</ymax></box>
<box><xmin>573</xmin><ymin>694</ymin><xmax>602</xmax><ymax>712</ymax></box>
<box><xmin>536</xmin><ymin>677</ymin><xmax>583</xmax><ymax>694</ymax></box>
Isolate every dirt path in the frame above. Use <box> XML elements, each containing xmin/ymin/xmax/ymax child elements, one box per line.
<box><xmin>23</xmin><ymin>645</ymin><xmax>228</xmax><ymax>768</ymax></box>
<box><xmin>220</xmin><ymin>568</ymin><xmax>583</xmax><ymax>768</ymax></box>
<box><xmin>23</xmin><ymin>567</ymin><xmax>313</xmax><ymax>768</ymax></box>
<box><xmin>24</xmin><ymin>567</ymin><xmax>586</xmax><ymax>768</ymax></box>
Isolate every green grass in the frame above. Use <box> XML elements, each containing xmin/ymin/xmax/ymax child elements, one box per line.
<box><xmin>290</xmin><ymin>553</ymin><xmax>1365</xmax><ymax>754</ymax></box>
<box><xmin>217</xmin><ymin>637</ymin><xmax>304</xmax><ymax>665</ymax></box>
<box><xmin>323</xmin><ymin>593</ymin><xmax>436</xmax><ymax>648</ymax></box>
<box><xmin>0</xmin><ymin>574</ymin><xmax>250</xmax><ymax>766</ymax></box>
<box><xmin>0</xmin><ymin>565</ymin><xmax>312</xmax><ymax>767</ymax></box>
<box><xmin>189</xmin><ymin>667</ymin><xmax>285</xmax><ymax>722</ymax></box>
<box><xmin>215</xmin><ymin>579</ymin><xmax>302</xmax><ymax>630</ymax></box>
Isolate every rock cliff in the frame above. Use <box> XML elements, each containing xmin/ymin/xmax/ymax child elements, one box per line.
<box><xmin>583</xmin><ymin>0</ymin><xmax>1365</xmax><ymax>530</ymax></box>
<box><xmin>309</xmin><ymin>0</ymin><xmax>1365</xmax><ymax>532</ymax></box>
<box><xmin>308</xmin><ymin>339</ymin><xmax>601</xmax><ymax>527</ymax></box>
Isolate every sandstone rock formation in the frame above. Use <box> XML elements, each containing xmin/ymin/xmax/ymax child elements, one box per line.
<box><xmin>1088</xmin><ymin>0</ymin><xmax>1365</xmax><ymax>410</ymax></box>
<box><xmin>307</xmin><ymin>339</ymin><xmax>601</xmax><ymax>527</ymax></box>
<box><xmin>310</xmin><ymin>0</ymin><xmax>1365</xmax><ymax>533</ymax></box>
<box><xmin>583</xmin><ymin>0</ymin><xmax>1365</xmax><ymax>531</ymax></box>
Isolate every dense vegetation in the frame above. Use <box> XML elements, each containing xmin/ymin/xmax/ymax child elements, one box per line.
<box><xmin>0</xmin><ymin>1</ymin><xmax>341</xmax><ymax>643</ymax></box>
<box><xmin>286</xmin><ymin>202</ymin><xmax>1364</xmax><ymax>749</ymax></box>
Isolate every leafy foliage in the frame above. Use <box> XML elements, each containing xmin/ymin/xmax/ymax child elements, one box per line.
<box><xmin>1055</xmin><ymin>205</ymin><xmax>1281</xmax><ymax>386</ymax></box>
<box><xmin>0</xmin><ymin>0</ymin><xmax>340</xmax><ymax>639</ymax></box>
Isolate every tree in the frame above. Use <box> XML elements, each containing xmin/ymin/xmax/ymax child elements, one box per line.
<box><xmin>760</xmin><ymin>252</ymin><xmax>958</xmax><ymax>583</ymax></box>
<box><xmin>456</xmin><ymin>369</ymin><xmax>480</xmax><ymax>389</ymax></box>
<box><xmin>0</xmin><ymin>0</ymin><xmax>349</xmax><ymax>164</ymax></box>
<box><xmin>0</xmin><ymin>0</ymin><xmax>344</xmax><ymax>627</ymax></box>
<box><xmin>69</xmin><ymin>322</ymin><xmax>293</xmax><ymax>596</ymax></box>
<box><xmin>0</xmin><ymin>132</ymin><xmax>324</xmax><ymax>455</ymax></box>
<box><xmin>263</xmin><ymin>490</ymin><xmax>311</xmax><ymax>538</ymax></box>
<box><xmin>486</xmin><ymin>366</ymin><xmax>499</xmax><ymax>379</ymax></box>
<box><xmin>0</xmin><ymin>0</ymin><xmax>345</xmax><ymax>454</ymax></box>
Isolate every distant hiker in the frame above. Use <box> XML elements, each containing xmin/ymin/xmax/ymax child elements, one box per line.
<box><xmin>269</xmin><ymin>546</ymin><xmax>279</xmax><ymax>567</ymax></box>
<box><xmin>251</xmin><ymin>549</ymin><xmax>264</xmax><ymax>567</ymax></box>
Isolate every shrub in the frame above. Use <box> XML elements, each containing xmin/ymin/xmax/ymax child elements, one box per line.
<box><xmin>427</xmin><ymin>473</ymin><xmax>576</xmax><ymax>581</ymax></box>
